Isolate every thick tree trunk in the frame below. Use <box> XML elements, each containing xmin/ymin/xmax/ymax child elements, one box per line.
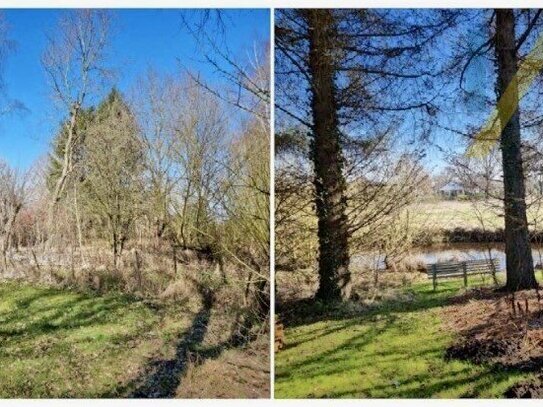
<box><xmin>306</xmin><ymin>10</ymin><xmax>351</xmax><ymax>302</ymax></box>
<box><xmin>495</xmin><ymin>9</ymin><xmax>538</xmax><ymax>290</ymax></box>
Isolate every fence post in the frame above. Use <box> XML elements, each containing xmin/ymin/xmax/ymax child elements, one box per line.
<box><xmin>432</xmin><ymin>264</ymin><xmax>437</xmax><ymax>291</ymax></box>
<box><xmin>172</xmin><ymin>245</ymin><xmax>178</xmax><ymax>279</ymax></box>
<box><xmin>462</xmin><ymin>262</ymin><xmax>468</xmax><ymax>288</ymax></box>
<box><xmin>134</xmin><ymin>249</ymin><xmax>142</xmax><ymax>292</ymax></box>
<box><xmin>491</xmin><ymin>258</ymin><xmax>498</xmax><ymax>285</ymax></box>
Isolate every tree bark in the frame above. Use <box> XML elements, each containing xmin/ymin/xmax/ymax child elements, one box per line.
<box><xmin>495</xmin><ymin>9</ymin><xmax>538</xmax><ymax>290</ymax></box>
<box><xmin>50</xmin><ymin>103</ymin><xmax>80</xmax><ymax>207</ymax></box>
<box><xmin>306</xmin><ymin>10</ymin><xmax>351</xmax><ymax>301</ymax></box>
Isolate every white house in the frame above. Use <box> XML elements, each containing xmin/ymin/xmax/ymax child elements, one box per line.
<box><xmin>439</xmin><ymin>181</ymin><xmax>465</xmax><ymax>198</ymax></box>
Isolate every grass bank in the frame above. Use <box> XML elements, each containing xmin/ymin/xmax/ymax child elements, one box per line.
<box><xmin>0</xmin><ymin>281</ymin><xmax>269</xmax><ymax>398</ymax></box>
<box><xmin>275</xmin><ymin>278</ymin><xmax>535</xmax><ymax>398</ymax></box>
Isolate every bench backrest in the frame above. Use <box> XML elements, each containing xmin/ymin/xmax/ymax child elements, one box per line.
<box><xmin>426</xmin><ymin>258</ymin><xmax>500</xmax><ymax>278</ymax></box>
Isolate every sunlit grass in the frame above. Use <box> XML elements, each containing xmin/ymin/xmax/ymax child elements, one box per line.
<box><xmin>275</xmin><ymin>279</ymin><xmax>534</xmax><ymax>398</ymax></box>
<box><xmin>0</xmin><ymin>281</ymin><xmax>190</xmax><ymax>398</ymax></box>
<box><xmin>411</xmin><ymin>199</ymin><xmax>543</xmax><ymax>232</ymax></box>
<box><xmin>411</xmin><ymin>201</ymin><xmax>502</xmax><ymax>231</ymax></box>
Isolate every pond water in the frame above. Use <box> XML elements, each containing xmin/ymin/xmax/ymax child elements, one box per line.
<box><xmin>353</xmin><ymin>242</ymin><xmax>543</xmax><ymax>271</ymax></box>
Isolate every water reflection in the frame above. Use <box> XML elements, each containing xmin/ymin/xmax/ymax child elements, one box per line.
<box><xmin>353</xmin><ymin>243</ymin><xmax>543</xmax><ymax>270</ymax></box>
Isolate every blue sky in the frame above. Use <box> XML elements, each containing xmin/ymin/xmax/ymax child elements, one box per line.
<box><xmin>0</xmin><ymin>9</ymin><xmax>269</xmax><ymax>170</ymax></box>
<box><xmin>273</xmin><ymin>9</ymin><xmax>543</xmax><ymax>176</ymax></box>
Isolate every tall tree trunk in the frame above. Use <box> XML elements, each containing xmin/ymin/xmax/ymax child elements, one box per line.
<box><xmin>306</xmin><ymin>9</ymin><xmax>351</xmax><ymax>302</ymax></box>
<box><xmin>50</xmin><ymin>103</ymin><xmax>80</xmax><ymax>209</ymax></box>
<box><xmin>495</xmin><ymin>9</ymin><xmax>538</xmax><ymax>290</ymax></box>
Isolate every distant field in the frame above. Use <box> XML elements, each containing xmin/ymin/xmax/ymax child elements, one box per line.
<box><xmin>410</xmin><ymin>199</ymin><xmax>543</xmax><ymax>232</ymax></box>
<box><xmin>410</xmin><ymin>200</ymin><xmax>503</xmax><ymax>231</ymax></box>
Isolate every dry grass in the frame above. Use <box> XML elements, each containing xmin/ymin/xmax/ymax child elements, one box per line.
<box><xmin>443</xmin><ymin>287</ymin><xmax>543</xmax><ymax>369</ymax></box>
<box><xmin>276</xmin><ymin>267</ymin><xmax>427</xmax><ymax>307</ymax></box>
<box><xmin>177</xmin><ymin>335</ymin><xmax>270</xmax><ymax>398</ymax></box>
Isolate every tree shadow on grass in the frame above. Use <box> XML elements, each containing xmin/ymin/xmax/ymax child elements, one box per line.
<box><xmin>275</xmin><ymin>314</ymin><xmax>397</xmax><ymax>382</ymax></box>
<box><xmin>118</xmin><ymin>284</ymin><xmax>216</xmax><ymax>398</ymax></box>
<box><xmin>276</xmin><ymin>280</ymin><xmax>534</xmax><ymax>398</ymax></box>
<box><xmin>0</xmin><ymin>288</ymin><xmax>136</xmax><ymax>342</ymax></box>
<box><xmin>109</xmin><ymin>280</ymin><xmax>257</xmax><ymax>398</ymax></box>
<box><xmin>110</xmin><ymin>279</ymin><xmax>266</xmax><ymax>399</ymax></box>
<box><xmin>278</xmin><ymin>284</ymin><xmax>460</xmax><ymax>329</ymax></box>
<box><xmin>0</xmin><ymin>283</ymin><xmax>168</xmax><ymax>398</ymax></box>
<box><xmin>278</xmin><ymin>279</ymin><xmax>505</xmax><ymax>329</ymax></box>
<box><xmin>321</xmin><ymin>366</ymin><xmax>506</xmax><ymax>398</ymax></box>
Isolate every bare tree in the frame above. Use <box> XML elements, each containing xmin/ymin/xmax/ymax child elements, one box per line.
<box><xmin>0</xmin><ymin>12</ymin><xmax>25</xmax><ymax>117</ymax></box>
<box><xmin>178</xmin><ymin>11</ymin><xmax>271</xmax><ymax>337</ymax></box>
<box><xmin>221</xmin><ymin>112</ymin><xmax>270</xmax><ymax>321</ymax></box>
<box><xmin>0</xmin><ymin>161</ymin><xmax>27</xmax><ymax>272</ymax></box>
<box><xmin>181</xmin><ymin>11</ymin><xmax>270</xmax><ymax>125</ymax></box>
<box><xmin>130</xmin><ymin>70</ymin><xmax>183</xmax><ymax>244</ymax></box>
<box><xmin>42</xmin><ymin>10</ymin><xmax>112</xmax><ymax>210</ymax></box>
<box><xmin>167</xmin><ymin>80</ymin><xmax>229</xmax><ymax>251</ymax></box>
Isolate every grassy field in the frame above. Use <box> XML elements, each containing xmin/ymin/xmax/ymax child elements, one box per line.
<box><xmin>411</xmin><ymin>200</ymin><xmax>503</xmax><ymax>231</ymax></box>
<box><xmin>412</xmin><ymin>199</ymin><xmax>543</xmax><ymax>232</ymax></box>
<box><xmin>0</xmin><ymin>281</ymin><xmax>191</xmax><ymax>397</ymax></box>
<box><xmin>0</xmin><ymin>281</ymin><xmax>270</xmax><ymax>398</ymax></box>
<box><xmin>275</xmin><ymin>278</ymin><xmax>535</xmax><ymax>398</ymax></box>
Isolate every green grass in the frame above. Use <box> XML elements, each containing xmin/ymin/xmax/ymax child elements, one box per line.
<box><xmin>0</xmin><ymin>281</ymin><xmax>191</xmax><ymax>398</ymax></box>
<box><xmin>411</xmin><ymin>201</ymin><xmax>503</xmax><ymax>231</ymax></box>
<box><xmin>275</xmin><ymin>278</ymin><xmax>534</xmax><ymax>398</ymax></box>
<box><xmin>411</xmin><ymin>199</ymin><xmax>543</xmax><ymax>232</ymax></box>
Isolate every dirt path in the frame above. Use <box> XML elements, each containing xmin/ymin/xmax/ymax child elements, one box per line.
<box><xmin>128</xmin><ymin>306</ymin><xmax>213</xmax><ymax>398</ymax></box>
<box><xmin>118</xmin><ymin>283</ymin><xmax>270</xmax><ymax>399</ymax></box>
<box><xmin>126</xmin><ymin>287</ymin><xmax>216</xmax><ymax>398</ymax></box>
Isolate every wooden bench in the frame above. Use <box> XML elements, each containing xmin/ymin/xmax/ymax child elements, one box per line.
<box><xmin>427</xmin><ymin>258</ymin><xmax>501</xmax><ymax>290</ymax></box>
